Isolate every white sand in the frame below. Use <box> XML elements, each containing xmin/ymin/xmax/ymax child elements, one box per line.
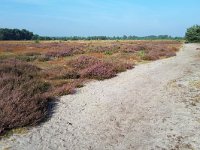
<box><xmin>1</xmin><ymin>44</ymin><xmax>200</xmax><ymax>150</ymax></box>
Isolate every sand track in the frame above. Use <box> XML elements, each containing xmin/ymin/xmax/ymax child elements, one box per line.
<box><xmin>1</xmin><ymin>44</ymin><xmax>200</xmax><ymax>150</ymax></box>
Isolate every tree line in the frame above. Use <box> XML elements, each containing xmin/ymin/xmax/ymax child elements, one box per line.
<box><xmin>0</xmin><ymin>28</ymin><xmax>184</xmax><ymax>41</ymax></box>
<box><xmin>36</xmin><ymin>35</ymin><xmax>183</xmax><ymax>41</ymax></box>
<box><xmin>0</xmin><ymin>28</ymin><xmax>34</xmax><ymax>40</ymax></box>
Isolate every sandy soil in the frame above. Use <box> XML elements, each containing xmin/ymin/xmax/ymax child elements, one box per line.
<box><xmin>1</xmin><ymin>44</ymin><xmax>200</xmax><ymax>150</ymax></box>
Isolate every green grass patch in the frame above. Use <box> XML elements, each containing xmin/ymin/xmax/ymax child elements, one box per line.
<box><xmin>136</xmin><ymin>50</ymin><xmax>146</xmax><ymax>59</ymax></box>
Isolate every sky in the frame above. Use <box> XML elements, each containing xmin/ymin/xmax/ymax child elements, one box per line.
<box><xmin>0</xmin><ymin>0</ymin><xmax>200</xmax><ymax>37</ymax></box>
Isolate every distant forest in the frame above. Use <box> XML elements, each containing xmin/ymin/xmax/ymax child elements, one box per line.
<box><xmin>0</xmin><ymin>28</ymin><xmax>34</xmax><ymax>40</ymax></box>
<box><xmin>0</xmin><ymin>28</ymin><xmax>183</xmax><ymax>41</ymax></box>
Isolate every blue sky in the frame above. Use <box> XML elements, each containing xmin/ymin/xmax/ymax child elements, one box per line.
<box><xmin>0</xmin><ymin>0</ymin><xmax>200</xmax><ymax>37</ymax></box>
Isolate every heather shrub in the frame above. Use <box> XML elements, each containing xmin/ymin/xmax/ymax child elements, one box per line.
<box><xmin>143</xmin><ymin>50</ymin><xmax>160</xmax><ymax>60</ymax></box>
<box><xmin>25</xmin><ymin>52</ymin><xmax>41</xmax><ymax>56</ymax></box>
<box><xmin>0</xmin><ymin>55</ymin><xmax>12</xmax><ymax>60</ymax></box>
<box><xmin>54</xmin><ymin>70</ymin><xmax>80</xmax><ymax>80</ymax></box>
<box><xmin>60</xmin><ymin>71</ymin><xmax>80</xmax><ymax>79</ymax></box>
<box><xmin>122</xmin><ymin>45</ymin><xmax>147</xmax><ymax>53</ymax></box>
<box><xmin>69</xmin><ymin>55</ymin><xmax>134</xmax><ymax>80</ymax></box>
<box><xmin>15</xmin><ymin>55</ymin><xmax>38</xmax><ymax>62</ymax></box>
<box><xmin>80</xmin><ymin>62</ymin><xmax>116</xmax><ymax>80</ymax></box>
<box><xmin>69</xmin><ymin>55</ymin><xmax>101</xmax><ymax>69</ymax></box>
<box><xmin>88</xmin><ymin>45</ymin><xmax>113</xmax><ymax>53</ymax></box>
<box><xmin>113</xmin><ymin>63</ymin><xmax>134</xmax><ymax>72</ymax></box>
<box><xmin>52</xmin><ymin>84</ymin><xmax>76</xmax><ymax>96</ymax></box>
<box><xmin>37</xmin><ymin>55</ymin><xmax>51</xmax><ymax>62</ymax></box>
<box><xmin>0</xmin><ymin>59</ymin><xmax>51</xmax><ymax>135</ymax></box>
<box><xmin>45</xmin><ymin>49</ymin><xmax>75</xmax><ymax>58</ymax></box>
<box><xmin>45</xmin><ymin>46</ymin><xmax>84</xmax><ymax>58</ymax></box>
<box><xmin>52</xmin><ymin>80</ymin><xmax>84</xmax><ymax>96</ymax></box>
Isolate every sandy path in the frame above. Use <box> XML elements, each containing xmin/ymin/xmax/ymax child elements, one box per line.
<box><xmin>1</xmin><ymin>44</ymin><xmax>200</xmax><ymax>150</ymax></box>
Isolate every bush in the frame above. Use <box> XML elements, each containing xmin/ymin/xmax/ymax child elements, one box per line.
<box><xmin>69</xmin><ymin>55</ymin><xmax>101</xmax><ymax>69</ymax></box>
<box><xmin>185</xmin><ymin>25</ymin><xmax>200</xmax><ymax>43</ymax></box>
<box><xmin>15</xmin><ymin>55</ymin><xmax>38</xmax><ymax>62</ymax></box>
<box><xmin>0</xmin><ymin>59</ymin><xmax>50</xmax><ymax>135</ymax></box>
<box><xmin>37</xmin><ymin>55</ymin><xmax>51</xmax><ymax>62</ymax></box>
<box><xmin>113</xmin><ymin>63</ymin><xmax>134</xmax><ymax>72</ymax></box>
<box><xmin>45</xmin><ymin>49</ymin><xmax>74</xmax><ymax>58</ymax></box>
<box><xmin>34</xmin><ymin>39</ymin><xmax>40</xmax><ymax>44</ymax></box>
<box><xmin>80</xmin><ymin>62</ymin><xmax>116</xmax><ymax>80</ymax></box>
<box><xmin>104</xmin><ymin>51</ymin><xmax>113</xmax><ymax>55</ymax></box>
<box><xmin>52</xmin><ymin>83</ymin><xmax>76</xmax><ymax>96</ymax></box>
<box><xmin>25</xmin><ymin>52</ymin><xmax>41</xmax><ymax>56</ymax></box>
<box><xmin>44</xmin><ymin>45</ymin><xmax>84</xmax><ymax>59</ymax></box>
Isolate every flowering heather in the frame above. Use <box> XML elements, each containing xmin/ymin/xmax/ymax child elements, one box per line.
<box><xmin>80</xmin><ymin>62</ymin><xmax>116</xmax><ymax>80</ymax></box>
<box><xmin>0</xmin><ymin>59</ymin><xmax>51</xmax><ymax>135</ymax></box>
<box><xmin>69</xmin><ymin>55</ymin><xmax>101</xmax><ymax>69</ymax></box>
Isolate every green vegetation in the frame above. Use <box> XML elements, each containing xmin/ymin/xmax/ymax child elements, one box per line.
<box><xmin>37</xmin><ymin>35</ymin><xmax>183</xmax><ymax>41</ymax></box>
<box><xmin>104</xmin><ymin>51</ymin><xmax>113</xmax><ymax>55</ymax></box>
<box><xmin>185</xmin><ymin>25</ymin><xmax>200</xmax><ymax>43</ymax></box>
<box><xmin>34</xmin><ymin>39</ymin><xmax>40</xmax><ymax>43</ymax></box>
<box><xmin>137</xmin><ymin>50</ymin><xmax>146</xmax><ymax>59</ymax></box>
<box><xmin>0</xmin><ymin>28</ymin><xmax>183</xmax><ymax>41</ymax></box>
<box><xmin>0</xmin><ymin>28</ymin><xmax>33</xmax><ymax>40</ymax></box>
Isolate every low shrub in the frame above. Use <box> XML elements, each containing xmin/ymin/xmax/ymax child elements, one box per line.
<box><xmin>0</xmin><ymin>55</ymin><xmax>12</xmax><ymax>60</ymax></box>
<box><xmin>45</xmin><ymin>50</ymin><xmax>73</xmax><ymax>58</ymax></box>
<box><xmin>69</xmin><ymin>55</ymin><xmax>101</xmax><ymax>69</ymax></box>
<box><xmin>34</xmin><ymin>40</ymin><xmax>40</xmax><ymax>44</ymax></box>
<box><xmin>15</xmin><ymin>55</ymin><xmax>38</xmax><ymax>62</ymax></box>
<box><xmin>0</xmin><ymin>59</ymin><xmax>51</xmax><ymax>135</ymax></box>
<box><xmin>37</xmin><ymin>55</ymin><xmax>51</xmax><ymax>62</ymax></box>
<box><xmin>104</xmin><ymin>51</ymin><xmax>113</xmax><ymax>55</ymax></box>
<box><xmin>24</xmin><ymin>52</ymin><xmax>41</xmax><ymax>56</ymax></box>
<box><xmin>80</xmin><ymin>62</ymin><xmax>116</xmax><ymax>80</ymax></box>
<box><xmin>122</xmin><ymin>45</ymin><xmax>147</xmax><ymax>53</ymax></box>
<box><xmin>52</xmin><ymin>83</ymin><xmax>76</xmax><ymax>96</ymax></box>
<box><xmin>113</xmin><ymin>63</ymin><xmax>134</xmax><ymax>72</ymax></box>
<box><xmin>54</xmin><ymin>70</ymin><xmax>80</xmax><ymax>80</ymax></box>
<box><xmin>52</xmin><ymin>80</ymin><xmax>84</xmax><ymax>96</ymax></box>
<box><xmin>136</xmin><ymin>50</ymin><xmax>146</xmax><ymax>59</ymax></box>
<box><xmin>45</xmin><ymin>46</ymin><xmax>84</xmax><ymax>58</ymax></box>
<box><xmin>60</xmin><ymin>71</ymin><xmax>80</xmax><ymax>79</ymax></box>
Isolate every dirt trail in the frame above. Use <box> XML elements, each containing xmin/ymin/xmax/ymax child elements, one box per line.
<box><xmin>1</xmin><ymin>44</ymin><xmax>200</xmax><ymax>150</ymax></box>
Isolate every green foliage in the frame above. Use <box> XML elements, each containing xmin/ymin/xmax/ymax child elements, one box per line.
<box><xmin>50</xmin><ymin>35</ymin><xmax>183</xmax><ymax>41</ymax></box>
<box><xmin>137</xmin><ymin>50</ymin><xmax>146</xmax><ymax>59</ymax></box>
<box><xmin>104</xmin><ymin>51</ymin><xmax>113</xmax><ymax>55</ymax></box>
<box><xmin>0</xmin><ymin>28</ymin><xmax>34</xmax><ymax>40</ymax></box>
<box><xmin>185</xmin><ymin>25</ymin><xmax>200</xmax><ymax>43</ymax></box>
<box><xmin>15</xmin><ymin>55</ymin><xmax>38</xmax><ymax>62</ymax></box>
<box><xmin>34</xmin><ymin>39</ymin><xmax>40</xmax><ymax>43</ymax></box>
<box><xmin>37</xmin><ymin>55</ymin><xmax>51</xmax><ymax>62</ymax></box>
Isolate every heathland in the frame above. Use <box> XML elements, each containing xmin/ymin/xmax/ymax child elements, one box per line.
<box><xmin>0</xmin><ymin>40</ymin><xmax>182</xmax><ymax>135</ymax></box>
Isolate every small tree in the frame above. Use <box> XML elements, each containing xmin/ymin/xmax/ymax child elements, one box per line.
<box><xmin>185</xmin><ymin>25</ymin><xmax>200</xmax><ymax>43</ymax></box>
